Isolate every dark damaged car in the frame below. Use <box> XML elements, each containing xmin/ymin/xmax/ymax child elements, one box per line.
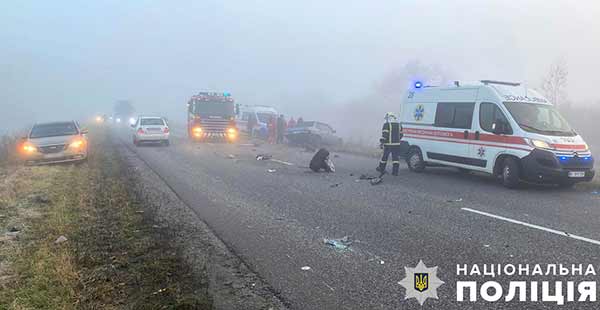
<box><xmin>285</xmin><ymin>121</ymin><xmax>343</xmax><ymax>146</ymax></box>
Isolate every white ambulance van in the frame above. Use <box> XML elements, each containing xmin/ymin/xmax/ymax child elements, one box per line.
<box><xmin>400</xmin><ymin>80</ymin><xmax>595</xmax><ymax>188</ymax></box>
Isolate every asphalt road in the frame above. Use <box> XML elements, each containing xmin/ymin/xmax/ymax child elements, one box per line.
<box><xmin>114</xmin><ymin>126</ymin><xmax>600</xmax><ymax>310</ymax></box>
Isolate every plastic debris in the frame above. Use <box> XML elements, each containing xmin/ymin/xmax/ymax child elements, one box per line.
<box><xmin>54</xmin><ymin>235</ymin><xmax>68</xmax><ymax>244</ymax></box>
<box><xmin>446</xmin><ymin>198</ymin><xmax>463</xmax><ymax>203</ymax></box>
<box><xmin>323</xmin><ymin>236</ymin><xmax>352</xmax><ymax>250</ymax></box>
<box><xmin>301</xmin><ymin>266</ymin><xmax>311</xmax><ymax>271</ymax></box>
<box><xmin>370</xmin><ymin>177</ymin><xmax>383</xmax><ymax>185</ymax></box>
<box><xmin>359</xmin><ymin>174</ymin><xmax>377</xmax><ymax>180</ymax></box>
<box><xmin>256</xmin><ymin>154</ymin><xmax>273</xmax><ymax>161</ymax></box>
<box><xmin>267</xmin><ymin>169</ymin><xmax>277</xmax><ymax>173</ymax></box>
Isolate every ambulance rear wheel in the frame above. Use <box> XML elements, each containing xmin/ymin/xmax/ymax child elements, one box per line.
<box><xmin>407</xmin><ymin>148</ymin><xmax>425</xmax><ymax>173</ymax></box>
<box><xmin>501</xmin><ymin>157</ymin><xmax>521</xmax><ymax>189</ymax></box>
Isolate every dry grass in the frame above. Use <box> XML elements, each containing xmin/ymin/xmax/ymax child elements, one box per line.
<box><xmin>0</xmin><ymin>127</ymin><xmax>211</xmax><ymax>309</ymax></box>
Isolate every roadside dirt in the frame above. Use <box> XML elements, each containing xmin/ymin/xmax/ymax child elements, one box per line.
<box><xmin>0</xmin><ymin>127</ymin><xmax>212</xmax><ymax>309</ymax></box>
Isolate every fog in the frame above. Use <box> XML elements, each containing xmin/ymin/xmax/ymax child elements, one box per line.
<box><xmin>1</xmin><ymin>1</ymin><xmax>599</xmax><ymax>140</ymax></box>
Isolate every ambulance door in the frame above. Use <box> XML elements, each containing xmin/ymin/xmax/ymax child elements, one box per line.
<box><xmin>428</xmin><ymin>102</ymin><xmax>475</xmax><ymax>166</ymax></box>
<box><xmin>470</xmin><ymin>102</ymin><xmax>514</xmax><ymax>173</ymax></box>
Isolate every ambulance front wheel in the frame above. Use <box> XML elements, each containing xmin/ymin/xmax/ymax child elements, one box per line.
<box><xmin>407</xmin><ymin>148</ymin><xmax>425</xmax><ymax>173</ymax></box>
<box><xmin>501</xmin><ymin>157</ymin><xmax>521</xmax><ymax>189</ymax></box>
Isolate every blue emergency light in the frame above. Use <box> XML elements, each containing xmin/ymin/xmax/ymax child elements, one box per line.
<box><xmin>414</xmin><ymin>81</ymin><xmax>423</xmax><ymax>89</ymax></box>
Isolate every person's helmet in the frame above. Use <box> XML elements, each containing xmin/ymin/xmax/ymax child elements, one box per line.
<box><xmin>384</xmin><ymin>112</ymin><xmax>397</xmax><ymax>122</ymax></box>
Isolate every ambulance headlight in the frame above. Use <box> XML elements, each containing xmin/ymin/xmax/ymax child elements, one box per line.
<box><xmin>527</xmin><ymin>139</ymin><xmax>555</xmax><ymax>150</ymax></box>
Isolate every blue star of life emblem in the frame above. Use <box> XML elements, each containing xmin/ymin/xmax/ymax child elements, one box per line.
<box><xmin>477</xmin><ymin>146</ymin><xmax>486</xmax><ymax>157</ymax></box>
<box><xmin>414</xmin><ymin>105</ymin><xmax>425</xmax><ymax>121</ymax></box>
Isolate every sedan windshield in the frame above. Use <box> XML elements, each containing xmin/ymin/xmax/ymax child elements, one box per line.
<box><xmin>30</xmin><ymin>122</ymin><xmax>79</xmax><ymax>138</ymax></box>
<box><xmin>295</xmin><ymin>121</ymin><xmax>315</xmax><ymax>128</ymax></box>
<box><xmin>503</xmin><ymin>102</ymin><xmax>575</xmax><ymax>136</ymax></box>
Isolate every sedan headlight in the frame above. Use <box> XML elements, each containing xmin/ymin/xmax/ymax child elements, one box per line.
<box><xmin>22</xmin><ymin>143</ymin><xmax>36</xmax><ymax>153</ymax></box>
<box><xmin>69</xmin><ymin>139</ymin><xmax>85</xmax><ymax>149</ymax></box>
<box><xmin>527</xmin><ymin>139</ymin><xmax>554</xmax><ymax>150</ymax></box>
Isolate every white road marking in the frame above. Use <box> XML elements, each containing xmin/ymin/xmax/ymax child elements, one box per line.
<box><xmin>270</xmin><ymin>159</ymin><xmax>294</xmax><ymax>166</ymax></box>
<box><xmin>461</xmin><ymin>207</ymin><xmax>600</xmax><ymax>246</ymax></box>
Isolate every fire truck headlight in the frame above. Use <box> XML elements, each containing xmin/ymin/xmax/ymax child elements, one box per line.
<box><xmin>192</xmin><ymin>127</ymin><xmax>203</xmax><ymax>137</ymax></box>
<box><xmin>227</xmin><ymin>128</ymin><xmax>237</xmax><ymax>139</ymax></box>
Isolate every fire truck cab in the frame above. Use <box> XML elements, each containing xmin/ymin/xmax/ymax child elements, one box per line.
<box><xmin>187</xmin><ymin>92</ymin><xmax>238</xmax><ymax>142</ymax></box>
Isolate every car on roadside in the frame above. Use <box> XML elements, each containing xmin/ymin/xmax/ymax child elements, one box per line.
<box><xmin>285</xmin><ymin>121</ymin><xmax>343</xmax><ymax>147</ymax></box>
<box><xmin>131</xmin><ymin>116</ymin><xmax>170</xmax><ymax>146</ymax></box>
<box><xmin>20</xmin><ymin>121</ymin><xmax>88</xmax><ymax>165</ymax></box>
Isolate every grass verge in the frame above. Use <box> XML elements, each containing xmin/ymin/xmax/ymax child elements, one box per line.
<box><xmin>0</xmin><ymin>126</ymin><xmax>211</xmax><ymax>309</ymax></box>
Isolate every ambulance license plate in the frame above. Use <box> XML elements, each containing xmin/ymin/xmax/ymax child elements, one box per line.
<box><xmin>568</xmin><ymin>171</ymin><xmax>586</xmax><ymax>178</ymax></box>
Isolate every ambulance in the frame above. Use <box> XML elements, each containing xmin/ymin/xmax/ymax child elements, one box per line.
<box><xmin>400</xmin><ymin>80</ymin><xmax>595</xmax><ymax>188</ymax></box>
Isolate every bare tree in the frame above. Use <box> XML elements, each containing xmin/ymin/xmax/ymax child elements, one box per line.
<box><xmin>541</xmin><ymin>59</ymin><xmax>568</xmax><ymax>107</ymax></box>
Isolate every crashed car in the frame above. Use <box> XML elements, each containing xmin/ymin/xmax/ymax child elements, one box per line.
<box><xmin>285</xmin><ymin>121</ymin><xmax>343</xmax><ymax>146</ymax></box>
<box><xmin>20</xmin><ymin>121</ymin><xmax>88</xmax><ymax>165</ymax></box>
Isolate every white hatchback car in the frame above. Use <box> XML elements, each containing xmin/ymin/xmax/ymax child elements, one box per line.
<box><xmin>131</xmin><ymin>116</ymin><xmax>170</xmax><ymax>146</ymax></box>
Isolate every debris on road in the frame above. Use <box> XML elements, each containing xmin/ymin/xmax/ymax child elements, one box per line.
<box><xmin>369</xmin><ymin>177</ymin><xmax>383</xmax><ymax>186</ymax></box>
<box><xmin>226</xmin><ymin>154</ymin><xmax>236</xmax><ymax>159</ymax></box>
<box><xmin>324</xmin><ymin>236</ymin><xmax>352</xmax><ymax>250</ymax></box>
<box><xmin>256</xmin><ymin>154</ymin><xmax>272</xmax><ymax>161</ymax></box>
<box><xmin>301</xmin><ymin>266</ymin><xmax>311</xmax><ymax>271</ymax></box>
<box><xmin>270</xmin><ymin>159</ymin><xmax>294</xmax><ymax>166</ymax></box>
<box><xmin>267</xmin><ymin>169</ymin><xmax>277</xmax><ymax>173</ymax></box>
<box><xmin>446</xmin><ymin>198</ymin><xmax>463</xmax><ymax>203</ymax></box>
<box><xmin>359</xmin><ymin>174</ymin><xmax>377</xmax><ymax>180</ymax></box>
<box><xmin>329</xmin><ymin>183</ymin><xmax>342</xmax><ymax>188</ymax></box>
<box><xmin>54</xmin><ymin>235</ymin><xmax>68</xmax><ymax>244</ymax></box>
<box><xmin>310</xmin><ymin>148</ymin><xmax>335</xmax><ymax>173</ymax></box>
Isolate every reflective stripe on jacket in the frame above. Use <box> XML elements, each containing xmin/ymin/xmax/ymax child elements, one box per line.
<box><xmin>381</xmin><ymin>122</ymin><xmax>403</xmax><ymax>145</ymax></box>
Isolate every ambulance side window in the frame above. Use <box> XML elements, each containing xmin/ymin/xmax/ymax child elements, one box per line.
<box><xmin>434</xmin><ymin>102</ymin><xmax>475</xmax><ymax>129</ymax></box>
<box><xmin>480</xmin><ymin>103</ymin><xmax>512</xmax><ymax>134</ymax></box>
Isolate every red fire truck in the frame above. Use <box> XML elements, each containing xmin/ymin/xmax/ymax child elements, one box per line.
<box><xmin>187</xmin><ymin>92</ymin><xmax>238</xmax><ymax>142</ymax></box>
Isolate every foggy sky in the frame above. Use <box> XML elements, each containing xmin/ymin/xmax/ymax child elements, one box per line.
<box><xmin>1</xmin><ymin>0</ymin><xmax>599</xmax><ymax>133</ymax></box>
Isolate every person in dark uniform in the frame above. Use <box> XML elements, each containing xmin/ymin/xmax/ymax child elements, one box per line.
<box><xmin>376</xmin><ymin>112</ymin><xmax>403</xmax><ymax>176</ymax></box>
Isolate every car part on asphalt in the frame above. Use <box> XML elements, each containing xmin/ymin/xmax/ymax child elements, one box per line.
<box><xmin>323</xmin><ymin>236</ymin><xmax>352</xmax><ymax>250</ymax></box>
<box><xmin>256</xmin><ymin>154</ymin><xmax>272</xmax><ymax>161</ymax></box>
<box><xmin>369</xmin><ymin>177</ymin><xmax>383</xmax><ymax>185</ymax></box>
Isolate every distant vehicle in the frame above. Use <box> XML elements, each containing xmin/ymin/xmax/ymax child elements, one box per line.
<box><xmin>131</xmin><ymin>116</ymin><xmax>170</xmax><ymax>146</ymax></box>
<box><xmin>20</xmin><ymin>121</ymin><xmax>88</xmax><ymax>165</ymax></box>
<box><xmin>285</xmin><ymin>121</ymin><xmax>343</xmax><ymax>146</ymax></box>
<box><xmin>400</xmin><ymin>80</ymin><xmax>595</xmax><ymax>188</ymax></box>
<box><xmin>187</xmin><ymin>92</ymin><xmax>237</xmax><ymax>142</ymax></box>
<box><xmin>236</xmin><ymin>105</ymin><xmax>278</xmax><ymax>138</ymax></box>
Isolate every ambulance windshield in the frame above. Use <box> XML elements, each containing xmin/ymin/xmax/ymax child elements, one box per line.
<box><xmin>504</xmin><ymin>102</ymin><xmax>576</xmax><ymax>136</ymax></box>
